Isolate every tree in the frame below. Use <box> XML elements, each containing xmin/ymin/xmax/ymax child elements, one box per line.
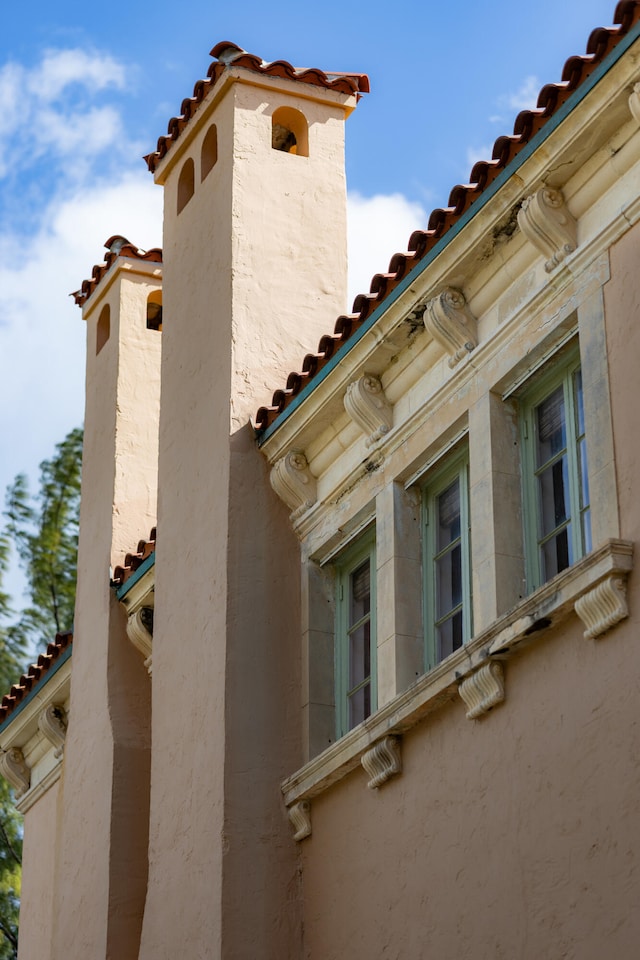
<box><xmin>3</xmin><ymin>426</ymin><xmax>82</xmax><ymax>651</ymax></box>
<box><xmin>0</xmin><ymin>426</ymin><xmax>83</xmax><ymax>959</ymax></box>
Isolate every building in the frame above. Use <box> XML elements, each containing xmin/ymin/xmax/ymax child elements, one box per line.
<box><xmin>2</xmin><ymin>3</ymin><xmax>640</xmax><ymax>956</ymax></box>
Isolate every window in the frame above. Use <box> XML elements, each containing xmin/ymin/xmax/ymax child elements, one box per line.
<box><xmin>521</xmin><ymin>349</ymin><xmax>591</xmax><ymax>592</ymax></box>
<box><xmin>271</xmin><ymin>106</ymin><xmax>309</xmax><ymax>157</ymax></box>
<box><xmin>335</xmin><ymin>533</ymin><xmax>376</xmax><ymax>737</ymax></box>
<box><xmin>177</xmin><ymin>157</ymin><xmax>195</xmax><ymax>214</ymax></box>
<box><xmin>423</xmin><ymin>452</ymin><xmax>472</xmax><ymax>669</ymax></box>
<box><xmin>96</xmin><ymin>303</ymin><xmax>110</xmax><ymax>354</ymax></box>
<box><xmin>201</xmin><ymin>124</ymin><xmax>218</xmax><ymax>181</ymax></box>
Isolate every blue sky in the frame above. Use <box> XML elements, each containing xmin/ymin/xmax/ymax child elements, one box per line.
<box><xmin>0</xmin><ymin>0</ymin><xmax>619</xmax><ymax>607</ymax></box>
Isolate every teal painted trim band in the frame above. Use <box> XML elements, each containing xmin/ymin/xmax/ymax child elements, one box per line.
<box><xmin>257</xmin><ymin>21</ymin><xmax>640</xmax><ymax>448</ymax></box>
<box><xmin>0</xmin><ymin>644</ymin><xmax>73</xmax><ymax>736</ymax></box>
<box><xmin>114</xmin><ymin>551</ymin><xmax>155</xmax><ymax>601</ymax></box>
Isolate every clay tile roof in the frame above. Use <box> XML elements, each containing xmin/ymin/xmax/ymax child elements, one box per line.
<box><xmin>253</xmin><ymin>0</ymin><xmax>640</xmax><ymax>434</ymax></box>
<box><xmin>0</xmin><ymin>631</ymin><xmax>73</xmax><ymax>727</ymax></box>
<box><xmin>71</xmin><ymin>236</ymin><xmax>163</xmax><ymax>308</ymax></box>
<box><xmin>144</xmin><ymin>43</ymin><xmax>369</xmax><ymax>173</ymax></box>
<box><xmin>112</xmin><ymin>527</ymin><xmax>157</xmax><ymax>588</ymax></box>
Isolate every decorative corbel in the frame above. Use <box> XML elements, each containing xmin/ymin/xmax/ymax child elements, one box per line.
<box><xmin>423</xmin><ymin>287</ymin><xmax>478</xmax><ymax>367</ymax></box>
<box><xmin>126</xmin><ymin>607</ymin><xmax>154</xmax><ymax>674</ymax></box>
<box><xmin>628</xmin><ymin>81</ymin><xmax>640</xmax><ymax>125</ymax></box>
<box><xmin>288</xmin><ymin>800</ymin><xmax>312</xmax><ymax>841</ymax></box>
<box><xmin>38</xmin><ymin>703</ymin><xmax>68</xmax><ymax>758</ymax></box>
<box><xmin>458</xmin><ymin>662</ymin><xmax>505</xmax><ymax>720</ymax></box>
<box><xmin>361</xmin><ymin>735</ymin><xmax>402</xmax><ymax>789</ymax></box>
<box><xmin>0</xmin><ymin>747</ymin><xmax>31</xmax><ymax>798</ymax></box>
<box><xmin>344</xmin><ymin>375</ymin><xmax>393</xmax><ymax>446</ymax></box>
<box><xmin>517</xmin><ymin>187</ymin><xmax>577</xmax><ymax>272</ymax></box>
<box><xmin>270</xmin><ymin>451</ymin><xmax>317</xmax><ymax>519</ymax></box>
<box><xmin>574</xmin><ymin>576</ymin><xmax>629</xmax><ymax>640</ymax></box>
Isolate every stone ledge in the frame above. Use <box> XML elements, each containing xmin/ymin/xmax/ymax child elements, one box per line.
<box><xmin>282</xmin><ymin>538</ymin><xmax>633</xmax><ymax>809</ymax></box>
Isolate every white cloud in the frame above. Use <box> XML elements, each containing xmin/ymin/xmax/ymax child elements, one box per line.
<box><xmin>30</xmin><ymin>49</ymin><xmax>126</xmax><ymax>102</ymax></box>
<box><xmin>0</xmin><ymin>48</ymin><xmax>131</xmax><ymax>180</ymax></box>
<box><xmin>503</xmin><ymin>75</ymin><xmax>540</xmax><ymax>113</ymax></box>
<box><xmin>347</xmin><ymin>192</ymin><xmax>426</xmax><ymax>308</ymax></box>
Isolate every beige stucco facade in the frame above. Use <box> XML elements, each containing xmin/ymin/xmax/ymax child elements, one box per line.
<box><xmin>4</xmin><ymin>14</ymin><xmax>640</xmax><ymax>959</ymax></box>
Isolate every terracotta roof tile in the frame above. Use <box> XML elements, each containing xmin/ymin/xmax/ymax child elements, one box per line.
<box><xmin>144</xmin><ymin>43</ymin><xmax>369</xmax><ymax>173</ymax></box>
<box><xmin>0</xmin><ymin>632</ymin><xmax>73</xmax><ymax>726</ymax></box>
<box><xmin>71</xmin><ymin>236</ymin><xmax>163</xmax><ymax>308</ymax></box>
<box><xmin>254</xmin><ymin>0</ymin><xmax>640</xmax><ymax>433</ymax></box>
<box><xmin>112</xmin><ymin>527</ymin><xmax>156</xmax><ymax>587</ymax></box>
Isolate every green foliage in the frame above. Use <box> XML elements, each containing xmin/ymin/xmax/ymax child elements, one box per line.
<box><xmin>0</xmin><ymin>782</ymin><xmax>21</xmax><ymax>960</ymax></box>
<box><xmin>3</xmin><ymin>426</ymin><xmax>82</xmax><ymax>650</ymax></box>
<box><xmin>0</xmin><ymin>425</ymin><xmax>82</xmax><ymax>958</ymax></box>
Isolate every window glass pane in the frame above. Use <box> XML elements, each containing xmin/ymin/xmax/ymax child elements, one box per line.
<box><xmin>541</xmin><ymin>525</ymin><xmax>572</xmax><ymax>580</ymax></box>
<box><xmin>535</xmin><ymin>385</ymin><xmax>566</xmax><ymax>466</ymax></box>
<box><xmin>349</xmin><ymin>620</ymin><xmax>370</xmax><ymax>689</ymax></box>
<box><xmin>574</xmin><ymin>368</ymin><xmax>585</xmax><ymax>436</ymax></box>
<box><xmin>436</xmin><ymin>543</ymin><xmax>462</xmax><ymax>617</ymax></box>
<box><xmin>348</xmin><ymin>683</ymin><xmax>371</xmax><ymax>729</ymax></box>
<box><xmin>436</xmin><ymin>479</ymin><xmax>461</xmax><ymax>551</ymax></box>
<box><xmin>349</xmin><ymin>561</ymin><xmax>370</xmax><ymax>625</ymax></box>
<box><xmin>537</xmin><ymin>456</ymin><xmax>569</xmax><ymax>537</ymax></box>
<box><xmin>579</xmin><ymin>438</ymin><xmax>589</xmax><ymax>511</ymax></box>
<box><xmin>437</xmin><ymin>610</ymin><xmax>463</xmax><ymax>661</ymax></box>
<box><xmin>582</xmin><ymin>509</ymin><xmax>592</xmax><ymax>554</ymax></box>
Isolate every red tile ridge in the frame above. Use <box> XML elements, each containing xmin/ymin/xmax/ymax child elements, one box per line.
<box><xmin>71</xmin><ymin>236</ymin><xmax>163</xmax><ymax>308</ymax></box>
<box><xmin>0</xmin><ymin>632</ymin><xmax>73</xmax><ymax>727</ymax></box>
<box><xmin>253</xmin><ymin>0</ymin><xmax>640</xmax><ymax>433</ymax></box>
<box><xmin>144</xmin><ymin>43</ymin><xmax>369</xmax><ymax>174</ymax></box>
<box><xmin>112</xmin><ymin>527</ymin><xmax>157</xmax><ymax>587</ymax></box>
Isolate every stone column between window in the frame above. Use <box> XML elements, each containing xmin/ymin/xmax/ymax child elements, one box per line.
<box><xmin>301</xmin><ymin>559</ymin><xmax>336</xmax><ymax>762</ymax></box>
<box><xmin>469</xmin><ymin>392</ymin><xmax>525</xmax><ymax>631</ymax></box>
<box><xmin>578</xmin><ymin>285</ymin><xmax>620</xmax><ymax>545</ymax></box>
<box><xmin>375</xmin><ymin>483</ymin><xmax>423</xmax><ymax>706</ymax></box>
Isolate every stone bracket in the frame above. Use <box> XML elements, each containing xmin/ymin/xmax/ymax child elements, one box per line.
<box><xmin>628</xmin><ymin>81</ymin><xmax>640</xmax><ymax>125</ymax></box>
<box><xmin>423</xmin><ymin>287</ymin><xmax>478</xmax><ymax>367</ymax></box>
<box><xmin>288</xmin><ymin>800</ymin><xmax>312</xmax><ymax>841</ymax></box>
<box><xmin>270</xmin><ymin>451</ymin><xmax>317</xmax><ymax>519</ymax></box>
<box><xmin>344</xmin><ymin>374</ymin><xmax>393</xmax><ymax>446</ymax></box>
<box><xmin>361</xmin><ymin>735</ymin><xmax>402</xmax><ymax>789</ymax></box>
<box><xmin>517</xmin><ymin>186</ymin><xmax>577</xmax><ymax>272</ymax></box>
<box><xmin>127</xmin><ymin>607</ymin><xmax>154</xmax><ymax>674</ymax></box>
<box><xmin>458</xmin><ymin>662</ymin><xmax>505</xmax><ymax>720</ymax></box>
<box><xmin>574</xmin><ymin>575</ymin><xmax>629</xmax><ymax>639</ymax></box>
<box><xmin>0</xmin><ymin>747</ymin><xmax>31</xmax><ymax>798</ymax></box>
<box><xmin>38</xmin><ymin>703</ymin><xmax>68</xmax><ymax>758</ymax></box>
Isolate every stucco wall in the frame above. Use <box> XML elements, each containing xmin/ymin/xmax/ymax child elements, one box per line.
<box><xmin>300</xmin><ymin>613</ymin><xmax>640</xmax><ymax>958</ymax></box>
<box><xmin>18</xmin><ymin>780</ymin><xmax>59</xmax><ymax>960</ymax></box>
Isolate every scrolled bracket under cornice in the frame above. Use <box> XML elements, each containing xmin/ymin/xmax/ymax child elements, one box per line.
<box><xmin>574</xmin><ymin>575</ymin><xmax>629</xmax><ymax>639</ymax></box>
<box><xmin>0</xmin><ymin>747</ymin><xmax>31</xmax><ymax>798</ymax></box>
<box><xmin>517</xmin><ymin>186</ymin><xmax>577</xmax><ymax>272</ymax></box>
<box><xmin>423</xmin><ymin>287</ymin><xmax>478</xmax><ymax>367</ymax></box>
<box><xmin>628</xmin><ymin>81</ymin><xmax>640</xmax><ymax>125</ymax></box>
<box><xmin>458</xmin><ymin>662</ymin><xmax>505</xmax><ymax>720</ymax></box>
<box><xmin>126</xmin><ymin>607</ymin><xmax>153</xmax><ymax>675</ymax></box>
<box><xmin>288</xmin><ymin>799</ymin><xmax>312</xmax><ymax>841</ymax></box>
<box><xmin>344</xmin><ymin>374</ymin><xmax>393</xmax><ymax>447</ymax></box>
<box><xmin>270</xmin><ymin>451</ymin><xmax>317</xmax><ymax>519</ymax></box>
<box><xmin>361</xmin><ymin>735</ymin><xmax>402</xmax><ymax>789</ymax></box>
<box><xmin>38</xmin><ymin>703</ymin><xmax>68</xmax><ymax>758</ymax></box>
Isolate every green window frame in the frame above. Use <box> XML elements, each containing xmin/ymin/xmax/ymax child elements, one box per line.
<box><xmin>520</xmin><ymin>347</ymin><xmax>591</xmax><ymax>593</ymax></box>
<box><xmin>423</xmin><ymin>451</ymin><xmax>472</xmax><ymax>671</ymax></box>
<box><xmin>335</xmin><ymin>531</ymin><xmax>377</xmax><ymax>738</ymax></box>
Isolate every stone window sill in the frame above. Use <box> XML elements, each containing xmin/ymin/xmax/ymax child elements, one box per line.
<box><xmin>282</xmin><ymin>539</ymin><xmax>633</xmax><ymax>835</ymax></box>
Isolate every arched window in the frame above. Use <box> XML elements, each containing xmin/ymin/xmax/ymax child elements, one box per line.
<box><xmin>271</xmin><ymin>106</ymin><xmax>309</xmax><ymax>157</ymax></box>
<box><xmin>201</xmin><ymin>124</ymin><xmax>218</xmax><ymax>181</ymax></box>
<box><xmin>96</xmin><ymin>304</ymin><xmax>110</xmax><ymax>354</ymax></box>
<box><xmin>177</xmin><ymin>157</ymin><xmax>195</xmax><ymax>214</ymax></box>
<box><xmin>147</xmin><ymin>291</ymin><xmax>163</xmax><ymax>331</ymax></box>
